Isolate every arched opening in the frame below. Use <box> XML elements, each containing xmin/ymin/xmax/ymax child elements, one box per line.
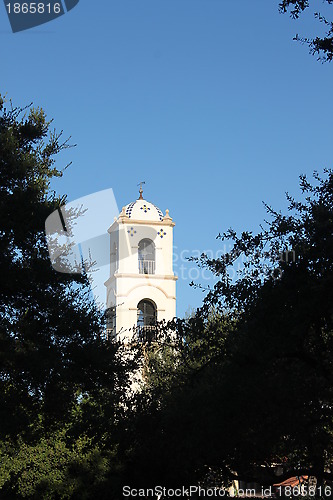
<box><xmin>138</xmin><ymin>238</ymin><xmax>155</xmax><ymax>274</ymax></box>
<box><xmin>137</xmin><ymin>299</ymin><xmax>157</xmax><ymax>342</ymax></box>
<box><xmin>106</xmin><ymin>306</ymin><xmax>116</xmax><ymax>339</ymax></box>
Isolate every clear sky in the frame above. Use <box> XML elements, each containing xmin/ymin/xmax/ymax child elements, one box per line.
<box><xmin>1</xmin><ymin>0</ymin><xmax>333</xmax><ymax>316</ymax></box>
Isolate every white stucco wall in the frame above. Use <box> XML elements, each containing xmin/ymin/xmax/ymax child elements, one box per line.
<box><xmin>105</xmin><ymin>199</ymin><xmax>177</xmax><ymax>341</ymax></box>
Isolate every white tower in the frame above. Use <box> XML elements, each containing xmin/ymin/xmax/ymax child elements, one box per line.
<box><xmin>105</xmin><ymin>186</ymin><xmax>177</xmax><ymax>342</ymax></box>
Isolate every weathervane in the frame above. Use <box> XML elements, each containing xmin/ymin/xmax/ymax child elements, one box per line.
<box><xmin>137</xmin><ymin>181</ymin><xmax>145</xmax><ymax>200</ymax></box>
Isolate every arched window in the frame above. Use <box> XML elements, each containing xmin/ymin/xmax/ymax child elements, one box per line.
<box><xmin>137</xmin><ymin>299</ymin><xmax>157</xmax><ymax>342</ymax></box>
<box><xmin>106</xmin><ymin>306</ymin><xmax>116</xmax><ymax>339</ymax></box>
<box><xmin>138</xmin><ymin>239</ymin><xmax>155</xmax><ymax>274</ymax></box>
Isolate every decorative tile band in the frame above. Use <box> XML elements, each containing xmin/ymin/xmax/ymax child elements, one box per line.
<box><xmin>126</xmin><ymin>202</ymin><xmax>136</xmax><ymax>218</ymax></box>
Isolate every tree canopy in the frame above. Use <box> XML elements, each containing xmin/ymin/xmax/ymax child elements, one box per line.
<box><xmin>2</xmin><ymin>93</ymin><xmax>333</xmax><ymax>497</ymax></box>
<box><xmin>129</xmin><ymin>169</ymin><xmax>333</xmax><ymax>493</ymax></box>
<box><xmin>0</xmin><ymin>96</ymin><xmax>139</xmax><ymax>498</ymax></box>
<box><xmin>279</xmin><ymin>0</ymin><xmax>333</xmax><ymax>61</ymax></box>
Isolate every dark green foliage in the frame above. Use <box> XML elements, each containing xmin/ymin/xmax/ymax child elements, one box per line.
<box><xmin>0</xmin><ymin>96</ymin><xmax>125</xmax><ymax>433</ymax></box>
<box><xmin>0</xmin><ymin>96</ymin><xmax>137</xmax><ymax>498</ymax></box>
<box><xmin>279</xmin><ymin>0</ymin><xmax>333</xmax><ymax>62</ymax></box>
<box><xmin>129</xmin><ymin>170</ymin><xmax>333</xmax><ymax>491</ymax></box>
<box><xmin>0</xmin><ymin>429</ymin><xmax>111</xmax><ymax>499</ymax></box>
<box><xmin>3</xmin><ymin>92</ymin><xmax>333</xmax><ymax>496</ymax></box>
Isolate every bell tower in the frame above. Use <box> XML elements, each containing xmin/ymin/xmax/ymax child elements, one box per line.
<box><xmin>105</xmin><ymin>186</ymin><xmax>177</xmax><ymax>342</ymax></box>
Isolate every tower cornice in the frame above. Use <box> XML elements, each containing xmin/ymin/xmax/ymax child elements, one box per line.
<box><xmin>108</xmin><ymin>218</ymin><xmax>175</xmax><ymax>233</ymax></box>
<box><xmin>120</xmin><ymin>218</ymin><xmax>175</xmax><ymax>227</ymax></box>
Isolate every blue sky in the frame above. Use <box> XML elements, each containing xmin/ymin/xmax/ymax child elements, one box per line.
<box><xmin>1</xmin><ymin>0</ymin><xmax>333</xmax><ymax>316</ymax></box>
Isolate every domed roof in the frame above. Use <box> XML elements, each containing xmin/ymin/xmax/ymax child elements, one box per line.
<box><xmin>124</xmin><ymin>198</ymin><xmax>164</xmax><ymax>222</ymax></box>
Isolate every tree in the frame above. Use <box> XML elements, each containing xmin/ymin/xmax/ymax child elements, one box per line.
<box><xmin>120</xmin><ymin>311</ymin><xmax>237</xmax><ymax>491</ymax></box>
<box><xmin>127</xmin><ymin>169</ymin><xmax>333</xmax><ymax>493</ymax></box>
<box><xmin>199</xmin><ymin>169</ymin><xmax>333</xmax><ymax>486</ymax></box>
<box><xmin>0</xmin><ymin>95</ymin><xmax>138</xmax><ymax>498</ymax></box>
<box><xmin>0</xmin><ymin>429</ymin><xmax>112</xmax><ymax>499</ymax></box>
<box><xmin>279</xmin><ymin>0</ymin><xmax>333</xmax><ymax>62</ymax></box>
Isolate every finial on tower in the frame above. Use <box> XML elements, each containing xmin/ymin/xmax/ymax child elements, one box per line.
<box><xmin>137</xmin><ymin>181</ymin><xmax>145</xmax><ymax>200</ymax></box>
<box><xmin>163</xmin><ymin>208</ymin><xmax>172</xmax><ymax>221</ymax></box>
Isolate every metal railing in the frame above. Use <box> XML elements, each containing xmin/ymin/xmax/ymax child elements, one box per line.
<box><xmin>138</xmin><ymin>259</ymin><xmax>155</xmax><ymax>274</ymax></box>
<box><xmin>135</xmin><ymin>325</ymin><xmax>157</xmax><ymax>342</ymax></box>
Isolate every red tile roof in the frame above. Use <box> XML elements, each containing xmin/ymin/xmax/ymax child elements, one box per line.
<box><xmin>274</xmin><ymin>476</ymin><xmax>308</xmax><ymax>487</ymax></box>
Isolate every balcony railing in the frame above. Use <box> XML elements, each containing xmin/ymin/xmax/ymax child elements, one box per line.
<box><xmin>135</xmin><ymin>325</ymin><xmax>157</xmax><ymax>342</ymax></box>
<box><xmin>138</xmin><ymin>260</ymin><xmax>155</xmax><ymax>275</ymax></box>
